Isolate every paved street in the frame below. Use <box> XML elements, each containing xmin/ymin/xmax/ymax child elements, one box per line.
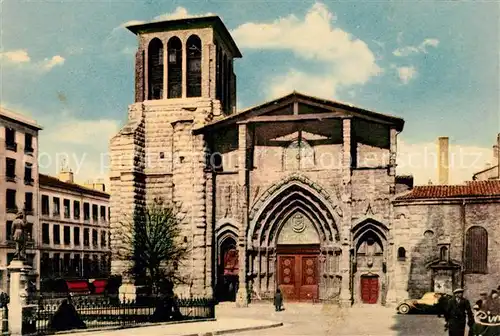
<box><xmin>217</xmin><ymin>302</ymin><xmax>448</xmax><ymax>335</ymax></box>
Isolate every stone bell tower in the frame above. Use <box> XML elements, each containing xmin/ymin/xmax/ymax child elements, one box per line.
<box><xmin>109</xmin><ymin>16</ymin><xmax>242</xmax><ymax>298</ymax></box>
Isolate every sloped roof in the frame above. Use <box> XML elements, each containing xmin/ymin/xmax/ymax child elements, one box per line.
<box><xmin>39</xmin><ymin>174</ymin><xmax>109</xmax><ymax>199</ymax></box>
<box><xmin>194</xmin><ymin>91</ymin><xmax>405</xmax><ymax>134</ymax></box>
<box><xmin>395</xmin><ymin>180</ymin><xmax>500</xmax><ymax>201</ymax></box>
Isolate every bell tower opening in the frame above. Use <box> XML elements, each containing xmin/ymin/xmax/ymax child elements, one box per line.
<box><xmin>126</xmin><ymin>16</ymin><xmax>242</xmax><ymax>114</ymax></box>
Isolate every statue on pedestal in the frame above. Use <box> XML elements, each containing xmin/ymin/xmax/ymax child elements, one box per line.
<box><xmin>12</xmin><ymin>210</ymin><xmax>28</xmax><ymax>261</ymax></box>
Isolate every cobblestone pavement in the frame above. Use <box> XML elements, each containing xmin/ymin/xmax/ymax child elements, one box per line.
<box><xmin>216</xmin><ymin>302</ymin><xmax>448</xmax><ymax>335</ymax></box>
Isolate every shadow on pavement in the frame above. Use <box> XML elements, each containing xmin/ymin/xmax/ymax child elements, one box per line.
<box><xmin>390</xmin><ymin>312</ymin><xmax>446</xmax><ymax>336</ymax></box>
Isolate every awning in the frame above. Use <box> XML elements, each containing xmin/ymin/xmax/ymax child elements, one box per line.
<box><xmin>66</xmin><ymin>280</ymin><xmax>90</xmax><ymax>293</ymax></box>
<box><xmin>91</xmin><ymin>279</ymin><xmax>108</xmax><ymax>294</ymax></box>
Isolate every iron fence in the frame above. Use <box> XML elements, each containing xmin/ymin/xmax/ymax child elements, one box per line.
<box><xmin>30</xmin><ymin>294</ymin><xmax>215</xmax><ymax>335</ymax></box>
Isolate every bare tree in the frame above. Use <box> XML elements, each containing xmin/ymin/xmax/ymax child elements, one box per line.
<box><xmin>119</xmin><ymin>197</ymin><xmax>188</xmax><ymax>294</ymax></box>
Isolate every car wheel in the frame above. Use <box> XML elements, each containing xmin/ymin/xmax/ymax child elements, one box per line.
<box><xmin>398</xmin><ymin>304</ymin><xmax>410</xmax><ymax>314</ymax></box>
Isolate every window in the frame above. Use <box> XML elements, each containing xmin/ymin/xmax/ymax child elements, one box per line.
<box><xmin>5</xmin><ymin>221</ymin><xmax>13</xmax><ymax>241</ymax></box>
<box><xmin>53</xmin><ymin>253</ymin><xmax>61</xmax><ymax>274</ymax></box>
<box><xmin>25</xmin><ymin>223</ymin><xmax>33</xmax><ymax>241</ymax></box>
<box><xmin>41</xmin><ymin>195</ymin><xmax>49</xmax><ymax>215</ymax></box>
<box><xmin>92</xmin><ymin>229</ymin><xmax>98</xmax><ymax>246</ymax></box>
<box><xmin>100</xmin><ymin>206</ymin><xmax>106</xmax><ymax>221</ymax></box>
<box><xmin>24</xmin><ymin>163</ymin><xmax>33</xmax><ymax>185</ymax></box>
<box><xmin>465</xmin><ymin>226</ymin><xmax>488</xmax><ymax>273</ymax></box>
<box><xmin>73</xmin><ymin>254</ymin><xmax>81</xmax><ymax>277</ymax></box>
<box><xmin>53</xmin><ymin>197</ymin><xmax>60</xmax><ymax>216</ymax></box>
<box><xmin>167</xmin><ymin>36</ymin><xmax>182</xmax><ymax>98</ymax></box>
<box><xmin>63</xmin><ymin>253</ymin><xmax>71</xmax><ymax>275</ymax></box>
<box><xmin>74</xmin><ymin>227</ymin><xmax>80</xmax><ymax>246</ymax></box>
<box><xmin>74</xmin><ymin>201</ymin><xmax>80</xmax><ymax>219</ymax></box>
<box><xmin>5</xmin><ymin>127</ymin><xmax>16</xmax><ymax>151</ymax></box>
<box><xmin>25</xmin><ymin>192</ymin><xmax>33</xmax><ymax>214</ymax></box>
<box><xmin>397</xmin><ymin>247</ymin><xmax>406</xmax><ymax>260</ymax></box>
<box><xmin>101</xmin><ymin>231</ymin><xmax>106</xmax><ymax>247</ymax></box>
<box><xmin>6</xmin><ymin>158</ymin><xmax>16</xmax><ymax>181</ymax></box>
<box><xmin>41</xmin><ymin>253</ymin><xmax>50</xmax><ymax>277</ymax></box>
<box><xmin>25</xmin><ymin>133</ymin><xmax>33</xmax><ymax>153</ymax></box>
<box><xmin>147</xmin><ymin>38</ymin><xmax>164</xmax><ymax>100</ymax></box>
<box><xmin>186</xmin><ymin>35</ymin><xmax>202</xmax><ymax>97</ymax></box>
<box><xmin>42</xmin><ymin>223</ymin><xmax>50</xmax><ymax>244</ymax></box>
<box><xmin>53</xmin><ymin>224</ymin><xmax>60</xmax><ymax>245</ymax></box>
<box><xmin>6</xmin><ymin>189</ymin><xmax>17</xmax><ymax>212</ymax></box>
<box><xmin>63</xmin><ymin>226</ymin><xmax>71</xmax><ymax>245</ymax></box>
<box><xmin>440</xmin><ymin>246</ymin><xmax>449</xmax><ymax>261</ymax></box>
<box><xmin>83</xmin><ymin>254</ymin><xmax>90</xmax><ymax>277</ymax></box>
<box><xmin>63</xmin><ymin>199</ymin><xmax>70</xmax><ymax>218</ymax></box>
<box><xmin>84</xmin><ymin>228</ymin><xmax>89</xmax><ymax>246</ymax></box>
<box><xmin>92</xmin><ymin>204</ymin><xmax>98</xmax><ymax>222</ymax></box>
<box><xmin>83</xmin><ymin>203</ymin><xmax>90</xmax><ymax>221</ymax></box>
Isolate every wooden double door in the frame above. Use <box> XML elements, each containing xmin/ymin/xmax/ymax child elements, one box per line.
<box><xmin>360</xmin><ymin>275</ymin><xmax>379</xmax><ymax>304</ymax></box>
<box><xmin>277</xmin><ymin>254</ymin><xmax>319</xmax><ymax>302</ymax></box>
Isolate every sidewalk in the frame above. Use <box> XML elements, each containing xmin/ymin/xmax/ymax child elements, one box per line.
<box><xmin>65</xmin><ymin>317</ymin><xmax>283</xmax><ymax>336</ymax></box>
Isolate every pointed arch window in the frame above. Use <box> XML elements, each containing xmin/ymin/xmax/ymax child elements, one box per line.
<box><xmin>147</xmin><ymin>38</ymin><xmax>164</xmax><ymax>100</ymax></box>
<box><xmin>465</xmin><ymin>226</ymin><xmax>488</xmax><ymax>273</ymax></box>
<box><xmin>186</xmin><ymin>35</ymin><xmax>202</xmax><ymax>97</ymax></box>
<box><xmin>167</xmin><ymin>36</ymin><xmax>182</xmax><ymax>98</ymax></box>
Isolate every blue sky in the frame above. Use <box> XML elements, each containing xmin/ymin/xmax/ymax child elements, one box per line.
<box><xmin>1</xmin><ymin>0</ymin><xmax>498</xmax><ymax>185</ymax></box>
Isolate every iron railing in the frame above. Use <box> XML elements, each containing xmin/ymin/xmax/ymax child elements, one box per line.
<box><xmin>30</xmin><ymin>294</ymin><xmax>215</xmax><ymax>335</ymax></box>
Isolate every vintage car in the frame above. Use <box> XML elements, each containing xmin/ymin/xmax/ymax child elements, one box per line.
<box><xmin>397</xmin><ymin>292</ymin><xmax>448</xmax><ymax>315</ymax></box>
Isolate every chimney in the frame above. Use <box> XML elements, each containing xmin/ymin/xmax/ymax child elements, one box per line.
<box><xmin>438</xmin><ymin>137</ymin><xmax>449</xmax><ymax>185</ymax></box>
<box><xmin>58</xmin><ymin>169</ymin><xmax>74</xmax><ymax>183</ymax></box>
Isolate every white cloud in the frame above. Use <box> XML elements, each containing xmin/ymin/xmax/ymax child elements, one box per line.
<box><xmin>0</xmin><ymin>49</ymin><xmax>64</xmax><ymax>72</ymax></box>
<box><xmin>231</xmin><ymin>2</ymin><xmax>381</xmax><ymax>99</ymax></box>
<box><xmin>393</xmin><ymin>38</ymin><xmax>440</xmax><ymax>57</ymax></box>
<box><xmin>0</xmin><ymin>49</ymin><xmax>31</xmax><ymax>63</ymax></box>
<box><xmin>396</xmin><ymin>66</ymin><xmax>417</xmax><ymax>84</ymax></box>
<box><xmin>396</xmin><ymin>139</ymin><xmax>493</xmax><ymax>185</ymax></box>
<box><xmin>153</xmin><ymin>7</ymin><xmax>215</xmax><ymax>21</ymax></box>
<box><xmin>42</xmin><ymin>55</ymin><xmax>65</xmax><ymax>70</ymax></box>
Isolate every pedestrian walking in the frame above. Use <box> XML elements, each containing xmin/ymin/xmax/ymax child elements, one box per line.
<box><xmin>274</xmin><ymin>288</ymin><xmax>283</xmax><ymax>312</ymax></box>
<box><xmin>444</xmin><ymin>288</ymin><xmax>474</xmax><ymax>336</ymax></box>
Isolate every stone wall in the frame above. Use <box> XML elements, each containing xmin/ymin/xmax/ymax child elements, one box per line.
<box><xmin>393</xmin><ymin>199</ymin><xmax>500</xmax><ymax>302</ymax></box>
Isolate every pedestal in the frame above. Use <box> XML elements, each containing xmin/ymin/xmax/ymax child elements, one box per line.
<box><xmin>235</xmin><ymin>286</ymin><xmax>248</xmax><ymax>308</ymax></box>
<box><xmin>119</xmin><ymin>282</ymin><xmax>138</xmax><ymax>303</ymax></box>
<box><xmin>7</xmin><ymin>260</ymin><xmax>31</xmax><ymax>336</ymax></box>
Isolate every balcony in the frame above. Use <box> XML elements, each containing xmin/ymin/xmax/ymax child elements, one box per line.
<box><xmin>6</xmin><ymin>207</ymin><xmax>18</xmax><ymax>214</ymax></box>
<box><xmin>24</xmin><ymin>146</ymin><xmax>34</xmax><ymax>155</ymax></box>
<box><xmin>5</xmin><ymin>141</ymin><xmax>17</xmax><ymax>152</ymax></box>
<box><xmin>24</xmin><ymin>178</ymin><xmax>34</xmax><ymax>186</ymax></box>
<box><xmin>53</xmin><ymin>211</ymin><xmax>60</xmax><ymax>217</ymax></box>
<box><xmin>25</xmin><ymin>208</ymin><xmax>34</xmax><ymax>216</ymax></box>
<box><xmin>6</xmin><ymin>175</ymin><xmax>16</xmax><ymax>183</ymax></box>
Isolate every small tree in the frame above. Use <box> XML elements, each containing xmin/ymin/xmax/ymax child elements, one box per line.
<box><xmin>120</xmin><ymin>198</ymin><xmax>188</xmax><ymax>294</ymax></box>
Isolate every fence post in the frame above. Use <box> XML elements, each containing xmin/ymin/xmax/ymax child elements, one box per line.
<box><xmin>7</xmin><ymin>260</ymin><xmax>31</xmax><ymax>336</ymax></box>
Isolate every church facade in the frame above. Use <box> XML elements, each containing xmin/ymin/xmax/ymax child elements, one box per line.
<box><xmin>109</xmin><ymin>15</ymin><xmax>413</xmax><ymax>307</ymax></box>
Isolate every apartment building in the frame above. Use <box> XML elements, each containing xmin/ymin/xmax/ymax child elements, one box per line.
<box><xmin>0</xmin><ymin>106</ymin><xmax>42</xmax><ymax>291</ymax></box>
<box><xmin>39</xmin><ymin>169</ymin><xmax>111</xmax><ymax>284</ymax></box>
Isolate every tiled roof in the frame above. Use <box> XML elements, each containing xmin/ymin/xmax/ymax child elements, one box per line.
<box><xmin>395</xmin><ymin>180</ymin><xmax>500</xmax><ymax>200</ymax></box>
<box><xmin>39</xmin><ymin>174</ymin><xmax>109</xmax><ymax>198</ymax></box>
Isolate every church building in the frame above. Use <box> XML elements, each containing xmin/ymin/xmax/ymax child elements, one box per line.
<box><xmin>109</xmin><ymin>15</ymin><xmax>499</xmax><ymax>307</ymax></box>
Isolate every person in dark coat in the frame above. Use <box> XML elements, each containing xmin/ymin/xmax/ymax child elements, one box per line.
<box><xmin>444</xmin><ymin>288</ymin><xmax>474</xmax><ymax>336</ymax></box>
<box><xmin>48</xmin><ymin>298</ymin><xmax>86</xmax><ymax>331</ymax></box>
<box><xmin>274</xmin><ymin>288</ymin><xmax>283</xmax><ymax>312</ymax></box>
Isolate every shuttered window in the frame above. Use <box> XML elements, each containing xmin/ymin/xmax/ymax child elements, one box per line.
<box><xmin>465</xmin><ymin>226</ymin><xmax>488</xmax><ymax>273</ymax></box>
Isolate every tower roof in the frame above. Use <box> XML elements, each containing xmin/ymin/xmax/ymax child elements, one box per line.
<box><xmin>126</xmin><ymin>15</ymin><xmax>242</xmax><ymax>58</ymax></box>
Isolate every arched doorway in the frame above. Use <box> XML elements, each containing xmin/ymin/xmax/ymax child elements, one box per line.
<box><xmin>216</xmin><ymin>237</ymin><xmax>238</xmax><ymax>302</ymax></box>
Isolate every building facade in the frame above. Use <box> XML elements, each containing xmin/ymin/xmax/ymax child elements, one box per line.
<box><xmin>39</xmin><ymin>170</ymin><xmax>111</xmax><ymax>286</ymax></box>
<box><xmin>392</xmin><ymin>181</ymin><xmax>500</xmax><ymax>302</ymax></box>
<box><xmin>109</xmin><ymin>15</ymin><xmax>412</xmax><ymax>306</ymax></box>
<box><xmin>0</xmin><ymin>107</ymin><xmax>42</xmax><ymax>291</ymax></box>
